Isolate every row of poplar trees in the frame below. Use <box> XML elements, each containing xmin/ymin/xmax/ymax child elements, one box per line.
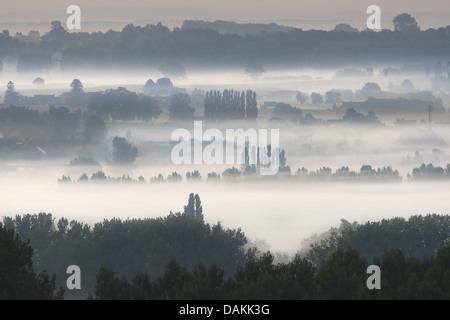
<box><xmin>204</xmin><ymin>89</ymin><xmax>257</xmax><ymax>121</ymax></box>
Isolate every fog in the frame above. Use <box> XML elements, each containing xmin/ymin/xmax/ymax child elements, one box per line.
<box><xmin>2</xmin><ymin>102</ymin><xmax>450</xmax><ymax>255</ymax></box>
<box><xmin>0</xmin><ymin>66</ymin><xmax>441</xmax><ymax>102</ymax></box>
<box><xmin>2</xmin><ymin>48</ymin><xmax>450</xmax><ymax>256</ymax></box>
<box><xmin>1</xmin><ymin>162</ymin><xmax>450</xmax><ymax>254</ymax></box>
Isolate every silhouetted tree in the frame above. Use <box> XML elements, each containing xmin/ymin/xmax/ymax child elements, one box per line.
<box><xmin>168</xmin><ymin>93</ymin><xmax>194</xmax><ymax>120</ymax></box>
<box><xmin>310</xmin><ymin>92</ymin><xmax>323</xmax><ymax>104</ymax></box>
<box><xmin>0</xmin><ymin>224</ymin><xmax>64</xmax><ymax>299</ymax></box>
<box><xmin>204</xmin><ymin>89</ymin><xmax>257</xmax><ymax>121</ymax></box>
<box><xmin>155</xmin><ymin>78</ymin><xmax>173</xmax><ymax>88</ymax></box>
<box><xmin>325</xmin><ymin>90</ymin><xmax>341</xmax><ymax>104</ymax></box>
<box><xmin>67</xmin><ymin>79</ymin><xmax>87</xmax><ymax>107</ymax></box>
<box><xmin>89</xmin><ymin>87</ymin><xmax>160</xmax><ymax>121</ymax></box>
<box><xmin>42</xmin><ymin>20</ymin><xmax>67</xmax><ymax>44</ymax></box>
<box><xmin>112</xmin><ymin>136</ymin><xmax>138</xmax><ymax>164</ymax></box>
<box><xmin>183</xmin><ymin>193</ymin><xmax>204</xmax><ymax>222</ymax></box>
<box><xmin>361</xmin><ymin>82</ymin><xmax>382</xmax><ymax>97</ymax></box>
<box><xmin>273</xmin><ymin>103</ymin><xmax>302</xmax><ymax>123</ymax></box>
<box><xmin>334</xmin><ymin>24</ymin><xmax>358</xmax><ymax>33</ymax></box>
<box><xmin>393</xmin><ymin>13</ymin><xmax>420</xmax><ymax>33</ymax></box>
<box><xmin>32</xmin><ymin>77</ymin><xmax>44</xmax><ymax>85</ymax></box>
<box><xmin>244</xmin><ymin>62</ymin><xmax>266</xmax><ymax>79</ymax></box>
<box><xmin>4</xmin><ymin>81</ymin><xmax>22</xmax><ymax>105</ymax></box>
<box><xmin>296</xmin><ymin>91</ymin><xmax>307</xmax><ymax>104</ymax></box>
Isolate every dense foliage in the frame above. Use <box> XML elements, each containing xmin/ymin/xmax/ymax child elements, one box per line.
<box><xmin>305</xmin><ymin>214</ymin><xmax>450</xmax><ymax>268</ymax></box>
<box><xmin>0</xmin><ymin>224</ymin><xmax>64</xmax><ymax>299</ymax></box>
<box><xmin>1</xmin><ymin>211</ymin><xmax>449</xmax><ymax>299</ymax></box>
<box><xmin>88</xmin><ymin>87</ymin><xmax>161</xmax><ymax>122</ymax></box>
<box><xmin>91</xmin><ymin>245</ymin><xmax>450</xmax><ymax>300</ymax></box>
<box><xmin>204</xmin><ymin>89</ymin><xmax>257</xmax><ymax>121</ymax></box>
<box><xmin>2</xmin><ymin>205</ymin><xmax>249</xmax><ymax>299</ymax></box>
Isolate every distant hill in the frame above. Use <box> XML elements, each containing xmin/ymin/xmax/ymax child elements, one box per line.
<box><xmin>181</xmin><ymin>20</ymin><xmax>294</xmax><ymax>35</ymax></box>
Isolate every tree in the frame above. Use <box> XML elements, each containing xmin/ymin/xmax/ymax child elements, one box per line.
<box><xmin>186</xmin><ymin>170</ymin><xmax>201</xmax><ymax>181</ymax></box>
<box><xmin>222</xmin><ymin>167</ymin><xmax>241</xmax><ymax>178</ymax></box>
<box><xmin>244</xmin><ymin>62</ymin><xmax>266</xmax><ymax>79</ymax></box>
<box><xmin>194</xmin><ymin>194</ymin><xmax>203</xmax><ymax>222</ymax></box>
<box><xmin>325</xmin><ymin>90</ymin><xmax>341</xmax><ymax>104</ymax></box>
<box><xmin>68</xmin><ymin>79</ymin><xmax>87</xmax><ymax>107</ymax></box>
<box><xmin>361</xmin><ymin>82</ymin><xmax>381</xmax><ymax>97</ymax></box>
<box><xmin>143</xmin><ymin>79</ymin><xmax>155</xmax><ymax>94</ymax></box>
<box><xmin>32</xmin><ymin>77</ymin><xmax>44</xmax><ymax>85</ymax></box>
<box><xmin>144</xmin><ymin>79</ymin><xmax>155</xmax><ymax>88</ymax></box>
<box><xmin>112</xmin><ymin>136</ymin><xmax>138</xmax><ymax>164</ymax></box>
<box><xmin>296</xmin><ymin>91</ymin><xmax>307</xmax><ymax>104</ymax></box>
<box><xmin>315</xmin><ymin>248</ymin><xmax>369</xmax><ymax>299</ymax></box>
<box><xmin>0</xmin><ymin>224</ymin><xmax>64</xmax><ymax>299</ymax></box>
<box><xmin>94</xmin><ymin>266</ymin><xmax>130</xmax><ymax>300</ymax></box>
<box><xmin>343</xmin><ymin>108</ymin><xmax>367</xmax><ymax>123</ymax></box>
<box><xmin>70</xmin><ymin>78</ymin><xmax>83</xmax><ymax>92</ymax></box>
<box><xmin>4</xmin><ymin>81</ymin><xmax>22</xmax><ymax>105</ymax></box>
<box><xmin>138</xmin><ymin>96</ymin><xmax>161</xmax><ymax>122</ymax></box>
<box><xmin>334</xmin><ymin>24</ymin><xmax>358</xmax><ymax>33</ymax></box>
<box><xmin>273</xmin><ymin>103</ymin><xmax>302</xmax><ymax>123</ymax></box>
<box><xmin>155</xmin><ymin>77</ymin><xmax>173</xmax><ymax>88</ymax></box>
<box><xmin>167</xmin><ymin>172</ymin><xmax>182</xmax><ymax>182</ymax></box>
<box><xmin>204</xmin><ymin>89</ymin><xmax>257</xmax><ymax>121</ymax></box>
<box><xmin>183</xmin><ymin>193</ymin><xmax>204</xmax><ymax>222</ymax></box>
<box><xmin>168</xmin><ymin>93</ymin><xmax>195</xmax><ymax>120</ymax></box>
<box><xmin>245</xmin><ymin>90</ymin><xmax>258</xmax><ymax>119</ymax></box>
<box><xmin>393</xmin><ymin>13</ymin><xmax>420</xmax><ymax>33</ymax></box>
<box><xmin>310</xmin><ymin>92</ymin><xmax>323</xmax><ymax>104</ymax></box>
<box><xmin>42</xmin><ymin>20</ymin><xmax>67</xmax><ymax>43</ymax></box>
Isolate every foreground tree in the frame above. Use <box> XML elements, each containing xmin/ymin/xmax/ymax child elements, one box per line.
<box><xmin>0</xmin><ymin>224</ymin><xmax>63</xmax><ymax>299</ymax></box>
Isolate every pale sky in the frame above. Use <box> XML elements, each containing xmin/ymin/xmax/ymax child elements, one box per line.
<box><xmin>1</xmin><ymin>0</ymin><xmax>449</xmax><ymax>33</ymax></box>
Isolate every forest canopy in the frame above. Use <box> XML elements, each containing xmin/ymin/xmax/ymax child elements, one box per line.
<box><xmin>1</xmin><ymin>207</ymin><xmax>449</xmax><ymax>299</ymax></box>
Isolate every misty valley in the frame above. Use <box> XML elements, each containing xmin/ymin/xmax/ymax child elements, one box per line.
<box><xmin>1</xmin><ymin>14</ymin><xmax>450</xmax><ymax>300</ymax></box>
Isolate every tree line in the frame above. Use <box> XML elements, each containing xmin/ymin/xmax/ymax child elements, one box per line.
<box><xmin>58</xmin><ymin>164</ymin><xmax>405</xmax><ymax>184</ymax></box>
<box><xmin>204</xmin><ymin>89</ymin><xmax>257</xmax><ymax>121</ymax></box>
<box><xmin>1</xmin><ymin>195</ymin><xmax>249</xmax><ymax>299</ymax></box>
<box><xmin>2</xmin><ymin>16</ymin><xmax>450</xmax><ymax>71</ymax></box>
<box><xmin>408</xmin><ymin>163</ymin><xmax>450</xmax><ymax>180</ymax></box>
<box><xmin>92</xmin><ymin>245</ymin><xmax>450</xmax><ymax>300</ymax></box>
<box><xmin>1</xmin><ymin>209</ymin><xmax>449</xmax><ymax>299</ymax></box>
<box><xmin>302</xmin><ymin>214</ymin><xmax>450</xmax><ymax>269</ymax></box>
<box><xmin>57</xmin><ymin>161</ymin><xmax>450</xmax><ymax>184</ymax></box>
